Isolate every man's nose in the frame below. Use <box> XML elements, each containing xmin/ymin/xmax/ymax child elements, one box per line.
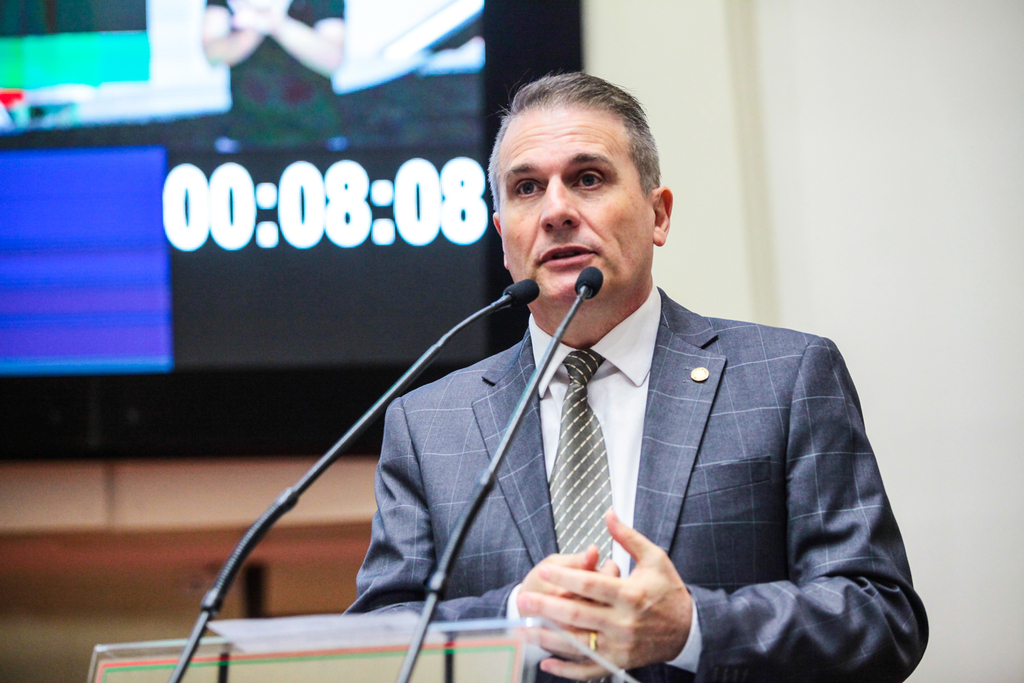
<box><xmin>540</xmin><ymin>180</ymin><xmax>580</xmax><ymax>231</ymax></box>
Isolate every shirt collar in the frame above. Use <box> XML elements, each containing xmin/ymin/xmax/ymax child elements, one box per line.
<box><xmin>530</xmin><ymin>286</ymin><xmax>662</xmax><ymax>397</ymax></box>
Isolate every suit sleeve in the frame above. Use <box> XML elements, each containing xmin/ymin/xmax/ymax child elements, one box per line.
<box><xmin>689</xmin><ymin>337</ymin><xmax>928</xmax><ymax>683</ymax></box>
<box><xmin>347</xmin><ymin>396</ymin><xmax>517</xmax><ymax>620</ymax></box>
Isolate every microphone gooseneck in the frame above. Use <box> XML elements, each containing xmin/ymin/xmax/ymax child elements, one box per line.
<box><xmin>394</xmin><ymin>268</ymin><xmax>604</xmax><ymax>683</ymax></box>
<box><xmin>165</xmin><ymin>280</ymin><xmax>537</xmax><ymax>683</ymax></box>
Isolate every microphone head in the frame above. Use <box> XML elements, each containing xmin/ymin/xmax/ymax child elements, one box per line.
<box><xmin>503</xmin><ymin>279</ymin><xmax>540</xmax><ymax>307</ymax></box>
<box><xmin>575</xmin><ymin>267</ymin><xmax>603</xmax><ymax>299</ymax></box>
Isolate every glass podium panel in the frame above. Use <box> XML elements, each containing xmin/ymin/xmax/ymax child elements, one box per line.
<box><xmin>89</xmin><ymin>615</ymin><xmax>639</xmax><ymax>683</ymax></box>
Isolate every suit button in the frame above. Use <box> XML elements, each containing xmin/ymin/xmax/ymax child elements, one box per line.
<box><xmin>691</xmin><ymin>367</ymin><xmax>710</xmax><ymax>382</ymax></box>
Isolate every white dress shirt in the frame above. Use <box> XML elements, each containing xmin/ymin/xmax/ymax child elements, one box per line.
<box><xmin>505</xmin><ymin>286</ymin><xmax>701</xmax><ymax>672</ymax></box>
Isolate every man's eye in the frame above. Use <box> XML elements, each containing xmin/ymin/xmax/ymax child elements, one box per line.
<box><xmin>579</xmin><ymin>173</ymin><xmax>599</xmax><ymax>187</ymax></box>
<box><xmin>517</xmin><ymin>181</ymin><xmax>537</xmax><ymax>195</ymax></box>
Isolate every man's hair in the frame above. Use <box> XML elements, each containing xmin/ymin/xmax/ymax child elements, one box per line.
<box><xmin>488</xmin><ymin>72</ymin><xmax>661</xmax><ymax>210</ymax></box>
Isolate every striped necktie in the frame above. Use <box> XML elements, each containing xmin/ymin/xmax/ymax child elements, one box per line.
<box><xmin>549</xmin><ymin>349</ymin><xmax>613</xmax><ymax>561</ymax></box>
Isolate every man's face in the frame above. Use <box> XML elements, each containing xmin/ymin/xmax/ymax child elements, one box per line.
<box><xmin>493</xmin><ymin>106</ymin><xmax>670</xmax><ymax>321</ymax></box>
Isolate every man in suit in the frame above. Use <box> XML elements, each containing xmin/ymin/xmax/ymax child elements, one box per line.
<box><xmin>350</xmin><ymin>73</ymin><xmax>927</xmax><ymax>682</ymax></box>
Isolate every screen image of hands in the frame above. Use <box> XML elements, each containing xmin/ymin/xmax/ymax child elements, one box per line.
<box><xmin>204</xmin><ymin>0</ymin><xmax>345</xmax><ymax>77</ymax></box>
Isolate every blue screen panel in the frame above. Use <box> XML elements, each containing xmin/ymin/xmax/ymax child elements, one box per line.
<box><xmin>0</xmin><ymin>147</ymin><xmax>172</xmax><ymax>375</ymax></box>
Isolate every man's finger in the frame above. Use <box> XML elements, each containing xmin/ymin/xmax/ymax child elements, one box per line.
<box><xmin>517</xmin><ymin>580</ymin><xmax>573</xmax><ymax>607</ymax></box>
<box><xmin>531</xmin><ymin>628</ymin><xmax>592</xmax><ymax>662</ymax></box>
<box><xmin>605</xmin><ymin>508</ymin><xmax>662</xmax><ymax>565</ymax></box>
<box><xmin>536</xmin><ymin>546</ymin><xmax>601</xmax><ymax>571</ymax></box>
<box><xmin>557</xmin><ymin>545</ymin><xmax>601</xmax><ymax>571</ymax></box>
<box><xmin>520</xmin><ymin>547</ymin><xmax>602</xmax><ymax>600</ymax></box>
<box><xmin>516</xmin><ymin>591</ymin><xmax>604</xmax><ymax>631</ymax></box>
<box><xmin>539</xmin><ymin>657</ymin><xmax>608</xmax><ymax>681</ymax></box>
<box><xmin>538</xmin><ymin>564</ymin><xmax>620</xmax><ymax>605</ymax></box>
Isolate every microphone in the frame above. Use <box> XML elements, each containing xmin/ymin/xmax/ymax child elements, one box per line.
<box><xmin>166</xmin><ymin>280</ymin><xmax>538</xmax><ymax>683</ymax></box>
<box><xmin>575</xmin><ymin>266</ymin><xmax>603</xmax><ymax>299</ymax></box>
<box><xmin>394</xmin><ymin>268</ymin><xmax>604</xmax><ymax>683</ymax></box>
<box><xmin>504</xmin><ymin>278</ymin><xmax>541</xmax><ymax>307</ymax></box>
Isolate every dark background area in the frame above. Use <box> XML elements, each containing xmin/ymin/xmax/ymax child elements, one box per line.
<box><xmin>168</xmin><ymin>148</ymin><xmax>489</xmax><ymax>369</ymax></box>
<box><xmin>0</xmin><ymin>0</ymin><xmax>147</xmax><ymax>36</ymax></box>
<box><xmin>0</xmin><ymin>0</ymin><xmax>582</xmax><ymax>459</ymax></box>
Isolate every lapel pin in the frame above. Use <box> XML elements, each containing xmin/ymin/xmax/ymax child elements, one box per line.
<box><xmin>691</xmin><ymin>367</ymin><xmax>710</xmax><ymax>383</ymax></box>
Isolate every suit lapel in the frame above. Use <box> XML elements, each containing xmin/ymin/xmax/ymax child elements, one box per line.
<box><xmin>633</xmin><ymin>297</ymin><xmax>725</xmax><ymax>555</ymax></box>
<box><xmin>471</xmin><ymin>337</ymin><xmax>558</xmax><ymax>566</ymax></box>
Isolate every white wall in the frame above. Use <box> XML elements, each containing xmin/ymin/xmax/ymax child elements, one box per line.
<box><xmin>755</xmin><ymin>3</ymin><xmax>1024</xmax><ymax>680</ymax></box>
<box><xmin>584</xmin><ymin>1</ymin><xmax>759</xmax><ymax>322</ymax></box>
<box><xmin>585</xmin><ymin>0</ymin><xmax>1024</xmax><ymax>680</ymax></box>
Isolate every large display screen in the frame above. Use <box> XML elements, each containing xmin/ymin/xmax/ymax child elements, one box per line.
<box><xmin>1</xmin><ymin>0</ymin><xmax>488</xmax><ymax>375</ymax></box>
<box><xmin>0</xmin><ymin>0</ymin><xmax>581</xmax><ymax>458</ymax></box>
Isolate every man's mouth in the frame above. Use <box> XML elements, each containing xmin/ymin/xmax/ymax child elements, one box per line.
<box><xmin>541</xmin><ymin>247</ymin><xmax>593</xmax><ymax>263</ymax></box>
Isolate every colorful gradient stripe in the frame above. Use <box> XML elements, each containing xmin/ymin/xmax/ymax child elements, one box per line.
<box><xmin>0</xmin><ymin>32</ymin><xmax>149</xmax><ymax>89</ymax></box>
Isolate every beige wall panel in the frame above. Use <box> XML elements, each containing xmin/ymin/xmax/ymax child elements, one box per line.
<box><xmin>266</xmin><ymin>560</ymin><xmax>362</xmax><ymax>615</ymax></box>
<box><xmin>583</xmin><ymin>0</ymin><xmax>757</xmax><ymax>321</ymax></box>
<box><xmin>110</xmin><ymin>456</ymin><xmax>378</xmax><ymax>530</ymax></box>
<box><xmin>0</xmin><ymin>462</ymin><xmax>107</xmax><ymax>532</ymax></box>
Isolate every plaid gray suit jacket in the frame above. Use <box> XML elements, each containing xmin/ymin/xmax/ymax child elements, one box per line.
<box><xmin>350</xmin><ymin>293</ymin><xmax>928</xmax><ymax>682</ymax></box>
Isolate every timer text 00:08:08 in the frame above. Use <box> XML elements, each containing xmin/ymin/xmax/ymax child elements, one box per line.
<box><xmin>163</xmin><ymin>157</ymin><xmax>489</xmax><ymax>252</ymax></box>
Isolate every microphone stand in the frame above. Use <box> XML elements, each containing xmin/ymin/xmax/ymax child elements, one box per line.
<box><xmin>394</xmin><ymin>268</ymin><xmax>603</xmax><ymax>683</ymax></box>
<box><xmin>166</xmin><ymin>281</ymin><xmax>538</xmax><ymax>683</ymax></box>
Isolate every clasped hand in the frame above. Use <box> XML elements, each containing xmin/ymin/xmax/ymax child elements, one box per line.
<box><xmin>228</xmin><ymin>0</ymin><xmax>290</xmax><ymax>34</ymax></box>
<box><xmin>516</xmin><ymin>510</ymin><xmax>693</xmax><ymax>680</ymax></box>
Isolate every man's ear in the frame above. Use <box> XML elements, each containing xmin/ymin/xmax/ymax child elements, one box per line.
<box><xmin>493</xmin><ymin>212</ymin><xmax>509</xmax><ymax>269</ymax></box>
<box><xmin>651</xmin><ymin>187</ymin><xmax>673</xmax><ymax>247</ymax></box>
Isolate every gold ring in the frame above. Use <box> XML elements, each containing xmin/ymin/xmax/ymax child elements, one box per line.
<box><xmin>589</xmin><ymin>631</ymin><xmax>598</xmax><ymax>651</ymax></box>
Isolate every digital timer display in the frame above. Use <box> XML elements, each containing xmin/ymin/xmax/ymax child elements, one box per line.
<box><xmin>162</xmin><ymin>157</ymin><xmax>489</xmax><ymax>253</ymax></box>
<box><xmin>161</xmin><ymin>146</ymin><xmax>493</xmax><ymax>370</ymax></box>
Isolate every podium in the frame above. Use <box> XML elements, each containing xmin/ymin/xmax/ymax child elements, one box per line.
<box><xmin>89</xmin><ymin>615</ymin><xmax>639</xmax><ymax>683</ymax></box>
